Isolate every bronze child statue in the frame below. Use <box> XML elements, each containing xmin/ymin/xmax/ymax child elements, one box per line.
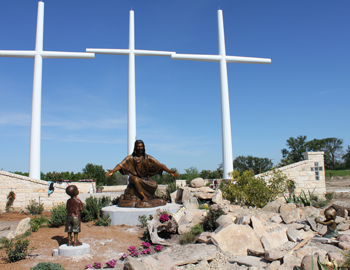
<box><xmin>315</xmin><ymin>206</ymin><xmax>339</xmax><ymax>239</ymax></box>
<box><xmin>65</xmin><ymin>185</ymin><xmax>84</xmax><ymax>246</ymax></box>
<box><xmin>105</xmin><ymin>140</ymin><xmax>178</xmax><ymax>208</ymax></box>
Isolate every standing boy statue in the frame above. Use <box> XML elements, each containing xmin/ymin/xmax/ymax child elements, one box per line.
<box><xmin>65</xmin><ymin>185</ymin><xmax>84</xmax><ymax>246</ymax></box>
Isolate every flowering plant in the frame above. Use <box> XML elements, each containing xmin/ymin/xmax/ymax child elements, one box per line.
<box><xmin>106</xmin><ymin>259</ymin><xmax>117</xmax><ymax>268</ymax></box>
<box><xmin>130</xmin><ymin>251</ymin><xmax>139</xmax><ymax>257</ymax></box>
<box><xmin>85</xmin><ymin>265</ymin><xmax>93</xmax><ymax>269</ymax></box>
<box><xmin>159</xmin><ymin>214</ymin><xmax>169</xmax><ymax>223</ymax></box>
<box><xmin>141</xmin><ymin>248</ymin><xmax>151</xmax><ymax>254</ymax></box>
<box><xmin>120</xmin><ymin>254</ymin><xmax>128</xmax><ymax>261</ymax></box>
<box><xmin>142</xmin><ymin>242</ymin><xmax>151</xmax><ymax>248</ymax></box>
<box><xmin>6</xmin><ymin>191</ymin><xmax>16</xmax><ymax>212</ymax></box>
<box><xmin>93</xmin><ymin>262</ymin><xmax>102</xmax><ymax>269</ymax></box>
<box><xmin>154</xmin><ymin>245</ymin><xmax>162</xmax><ymax>252</ymax></box>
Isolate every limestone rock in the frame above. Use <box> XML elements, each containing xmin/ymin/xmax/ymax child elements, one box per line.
<box><xmin>163</xmin><ymin>244</ymin><xmax>217</xmax><ymax>266</ymax></box>
<box><xmin>178</xmin><ymin>224</ymin><xmax>192</xmax><ymax>235</ymax></box>
<box><xmin>264</xmin><ymin>249</ymin><xmax>287</xmax><ymax>261</ymax></box>
<box><xmin>278</xmin><ymin>254</ymin><xmax>302</xmax><ymax>270</ymax></box>
<box><xmin>279</xmin><ymin>203</ymin><xmax>297</xmax><ymax>214</ymax></box>
<box><xmin>338</xmin><ymin>241</ymin><xmax>350</xmax><ymax>250</ymax></box>
<box><xmin>339</xmin><ymin>235</ymin><xmax>350</xmax><ymax>242</ymax></box>
<box><xmin>196</xmin><ymin>232</ymin><xmax>213</xmax><ymax>244</ymax></box>
<box><xmin>251</xmin><ymin>216</ymin><xmax>268</xmax><ymax>239</ymax></box>
<box><xmin>281</xmin><ymin>208</ymin><xmax>300</xmax><ymax>224</ymax></box>
<box><xmin>306</xmin><ymin>216</ymin><xmax>318</xmax><ymax>231</ymax></box>
<box><xmin>337</xmin><ymin>222</ymin><xmax>350</xmax><ymax>231</ymax></box>
<box><xmin>192</xmin><ymin>260</ymin><xmax>208</xmax><ymax>270</ymax></box>
<box><xmin>234</xmin><ymin>214</ymin><xmax>251</xmax><ymax>225</ymax></box>
<box><xmin>327</xmin><ymin>251</ymin><xmax>346</xmax><ymax>266</ymax></box>
<box><xmin>265</xmin><ymin>260</ymin><xmax>281</xmax><ymax>270</ymax></box>
<box><xmin>190</xmin><ymin>178</ymin><xmax>205</xmax><ymax>188</ymax></box>
<box><xmin>14</xmin><ymin>217</ymin><xmax>31</xmax><ymax>237</ymax></box>
<box><xmin>211</xmin><ymin>189</ymin><xmax>223</xmax><ymax>204</ymax></box>
<box><xmin>211</xmin><ymin>224</ymin><xmax>264</xmax><ymax>256</ymax></box>
<box><xmin>215</xmin><ymin>215</ymin><xmax>233</xmax><ymax>228</ymax></box>
<box><xmin>123</xmin><ymin>256</ymin><xmax>147</xmax><ymax>270</ymax></box>
<box><xmin>229</xmin><ymin>256</ymin><xmax>269</xmax><ymax>268</ymax></box>
<box><xmin>141</xmin><ymin>254</ymin><xmax>175</xmax><ymax>270</ymax></box>
<box><xmin>336</xmin><ymin>208</ymin><xmax>348</xmax><ymax>218</ymax></box>
<box><xmin>269</xmin><ymin>215</ymin><xmax>282</xmax><ymax>224</ymax></box>
<box><xmin>300</xmin><ymin>253</ymin><xmax>319</xmax><ymax>270</ymax></box>
<box><xmin>293</xmin><ymin>247</ymin><xmax>328</xmax><ymax>264</ymax></box>
<box><xmin>332</xmin><ymin>201</ymin><xmax>350</xmax><ymax>212</ymax></box>
<box><xmin>262</xmin><ymin>198</ymin><xmax>285</xmax><ymax>213</ymax></box>
<box><xmin>300</xmin><ymin>206</ymin><xmax>320</xmax><ymax>220</ymax></box>
<box><xmin>263</xmin><ymin>225</ymin><xmax>289</xmax><ymax>250</ymax></box>
<box><xmin>287</xmin><ymin>228</ymin><xmax>301</xmax><ymax>242</ymax></box>
<box><xmin>183</xmin><ymin>196</ymin><xmax>199</xmax><ymax>210</ymax></box>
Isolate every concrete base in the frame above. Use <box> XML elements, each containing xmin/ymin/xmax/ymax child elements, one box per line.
<box><xmin>53</xmin><ymin>243</ymin><xmax>90</xmax><ymax>257</ymax></box>
<box><xmin>102</xmin><ymin>203</ymin><xmax>182</xmax><ymax>226</ymax></box>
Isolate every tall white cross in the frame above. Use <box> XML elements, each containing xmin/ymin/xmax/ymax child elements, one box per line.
<box><xmin>171</xmin><ymin>10</ymin><xmax>271</xmax><ymax>179</ymax></box>
<box><xmin>0</xmin><ymin>2</ymin><xmax>95</xmax><ymax>180</ymax></box>
<box><xmin>87</xmin><ymin>10</ymin><xmax>175</xmax><ymax>155</ymax></box>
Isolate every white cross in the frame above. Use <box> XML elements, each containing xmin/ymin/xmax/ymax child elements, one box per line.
<box><xmin>171</xmin><ymin>10</ymin><xmax>271</xmax><ymax>179</ymax></box>
<box><xmin>87</xmin><ymin>10</ymin><xmax>175</xmax><ymax>155</ymax></box>
<box><xmin>0</xmin><ymin>2</ymin><xmax>95</xmax><ymax>180</ymax></box>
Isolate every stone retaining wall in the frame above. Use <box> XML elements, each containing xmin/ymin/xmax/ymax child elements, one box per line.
<box><xmin>0</xmin><ymin>171</ymin><xmax>69</xmax><ymax>211</ymax></box>
<box><xmin>256</xmin><ymin>152</ymin><xmax>326</xmax><ymax>196</ymax></box>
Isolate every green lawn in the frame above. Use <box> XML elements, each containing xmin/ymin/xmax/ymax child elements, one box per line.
<box><xmin>326</xmin><ymin>169</ymin><xmax>350</xmax><ymax>177</ymax></box>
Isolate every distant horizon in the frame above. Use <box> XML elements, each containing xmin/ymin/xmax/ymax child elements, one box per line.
<box><xmin>1</xmin><ymin>1</ymin><xmax>349</xmax><ymax>175</ymax></box>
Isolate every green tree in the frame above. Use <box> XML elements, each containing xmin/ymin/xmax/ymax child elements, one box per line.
<box><xmin>343</xmin><ymin>145</ymin><xmax>350</xmax><ymax>169</ymax></box>
<box><xmin>323</xmin><ymin>137</ymin><xmax>343</xmax><ymax>169</ymax></box>
<box><xmin>233</xmin><ymin>156</ymin><xmax>273</xmax><ymax>174</ymax></box>
<box><xmin>280</xmin><ymin>135</ymin><xmax>308</xmax><ymax>166</ymax></box>
<box><xmin>82</xmin><ymin>163</ymin><xmax>107</xmax><ymax>186</ymax></box>
<box><xmin>184</xmin><ymin>166</ymin><xmax>200</xmax><ymax>184</ymax></box>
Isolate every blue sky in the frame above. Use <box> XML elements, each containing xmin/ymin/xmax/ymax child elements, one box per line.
<box><xmin>0</xmin><ymin>0</ymin><xmax>349</xmax><ymax>175</ymax></box>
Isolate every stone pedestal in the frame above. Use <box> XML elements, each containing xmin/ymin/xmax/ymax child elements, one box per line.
<box><xmin>102</xmin><ymin>203</ymin><xmax>182</xmax><ymax>226</ymax></box>
<box><xmin>53</xmin><ymin>243</ymin><xmax>90</xmax><ymax>256</ymax></box>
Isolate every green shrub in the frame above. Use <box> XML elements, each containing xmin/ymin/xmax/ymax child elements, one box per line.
<box><xmin>190</xmin><ymin>224</ymin><xmax>203</xmax><ymax>236</ymax></box>
<box><xmin>180</xmin><ymin>232</ymin><xmax>197</xmax><ymax>245</ymax></box>
<box><xmin>143</xmin><ymin>228</ymin><xmax>151</xmax><ymax>243</ymax></box>
<box><xmin>325</xmin><ymin>192</ymin><xmax>334</xmax><ymax>202</ymax></box>
<box><xmin>94</xmin><ymin>213</ymin><xmax>111</xmax><ymax>226</ymax></box>
<box><xmin>81</xmin><ymin>196</ymin><xmax>111</xmax><ymax>222</ymax></box>
<box><xmin>30</xmin><ymin>262</ymin><xmax>65</xmax><ymax>270</ymax></box>
<box><xmin>222</xmin><ymin>169</ymin><xmax>287</xmax><ymax>208</ymax></box>
<box><xmin>30</xmin><ymin>215</ymin><xmax>48</xmax><ymax>232</ymax></box>
<box><xmin>138</xmin><ymin>214</ymin><xmax>153</xmax><ymax>228</ymax></box>
<box><xmin>1</xmin><ymin>238</ymin><xmax>30</xmax><ymax>263</ymax></box>
<box><xmin>49</xmin><ymin>203</ymin><xmax>67</xmax><ymax>227</ymax></box>
<box><xmin>202</xmin><ymin>207</ymin><xmax>224</xmax><ymax>232</ymax></box>
<box><xmin>26</xmin><ymin>199</ymin><xmax>44</xmax><ymax>215</ymax></box>
<box><xmin>81</xmin><ymin>196</ymin><xmax>100</xmax><ymax>222</ymax></box>
<box><xmin>98</xmin><ymin>196</ymin><xmax>111</xmax><ymax>207</ymax></box>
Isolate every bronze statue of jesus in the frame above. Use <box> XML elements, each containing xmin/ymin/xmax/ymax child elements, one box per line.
<box><xmin>105</xmin><ymin>140</ymin><xmax>178</xmax><ymax>208</ymax></box>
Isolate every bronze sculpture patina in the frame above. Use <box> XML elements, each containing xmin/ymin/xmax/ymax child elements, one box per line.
<box><xmin>105</xmin><ymin>140</ymin><xmax>178</xmax><ymax>208</ymax></box>
<box><xmin>315</xmin><ymin>206</ymin><xmax>339</xmax><ymax>239</ymax></box>
<box><xmin>65</xmin><ymin>185</ymin><xmax>84</xmax><ymax>246</ymax></box>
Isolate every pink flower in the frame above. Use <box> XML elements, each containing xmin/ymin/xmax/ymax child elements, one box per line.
<box><xmin>154</xmin><ymin>245</ymin><xmax>162</xmax><ymax>252</ymax></box>
<box><xmin>142</xmin><ymin>242</ymin><xmax>151</xmax><ymax>248</ymax></box>
<box><xmin>128</xmin><ymin>246</ymin><xmax>136</xmax><ymax>252</ymax></box>
<box><xmin>160</xmin><ymin>214</ymin><xmax>169</xmax><ymax>223</ymax></box>
<box><xmin>85</xmin><ymin>265</ymin><xmax>93</xmax><ymax>269</ymax></box>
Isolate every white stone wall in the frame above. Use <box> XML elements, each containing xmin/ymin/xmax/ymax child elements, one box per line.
<box><xmin>0</xmin><ymin>171</ymin><xmax>69</xmax><ymax>211</ymax></box>
<box><xmin>256</xmin><ymin>152</ymin><xmax>326</xmax><ymax>197</ymax></box>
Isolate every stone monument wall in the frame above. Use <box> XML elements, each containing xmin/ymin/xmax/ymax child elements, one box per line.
<box><xmin>0</xmin><ymin>171</ymin><xmax>69</xmax><ymax>211</ymax></box>
<box><xmin>256</xmin><ymin>152</ymin><xmax>326</xmax><ymax>196</ymax></box>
